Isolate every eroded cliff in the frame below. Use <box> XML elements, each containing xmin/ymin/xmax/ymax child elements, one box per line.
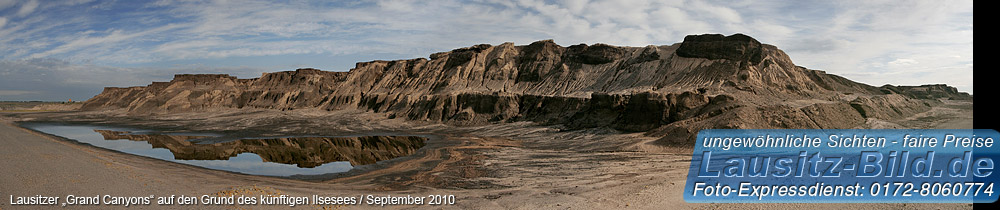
<box><xmin>81</xmin><ymin>34</ymin><xmax>962</xmax><ymax>144</ymax></box>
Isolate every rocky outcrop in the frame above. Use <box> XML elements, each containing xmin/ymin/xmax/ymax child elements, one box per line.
<box><xmin>676</xmin><ymin>34</ymin><xmax>762</xmax><ymax>65</ymax></box>
<box><xmin>81</xmin><ymin>34</ymin><xmax>966</xmax><ymax>145</ymax></box>
<box><xmin>83</xmin><ymin>69</ymin><xmax>347</xmax><ymax>112</ymax></box>
<box><xmin>880</xmin><ymin>84</ymin><xmax>973</xmax><ymax>100</ymax></box>
<box><xmin>849</xmin><ymin>94</ymin><xmax>932</xmax><ymax>120</ymax></box>
<box><xmin>95</xmin><ymin>130</ymin><xmax>426</xmax><ymax>167</ymax></box>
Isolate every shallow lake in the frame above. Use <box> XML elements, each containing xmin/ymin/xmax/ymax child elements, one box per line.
<box><xmin>21</xmin><ymin>123</ymin><xmax>428</xmax><ymax>177</ymax></box>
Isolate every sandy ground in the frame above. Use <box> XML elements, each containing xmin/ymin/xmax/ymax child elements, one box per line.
<box><xmin>0</xmin><ymin>100</ymin><xmax>976</xmax><ymax>209</ymax></box>
<box><xmin>895</xmin><ymin>100</ymin><xmax>974</xmax><ymax>129</ymax></box>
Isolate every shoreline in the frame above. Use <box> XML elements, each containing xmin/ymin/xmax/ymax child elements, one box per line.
<box><xmin>1</xmin><ymin>106</ymin><xmax>976</xmax><ymax>209</ymax></box>
<box><xmin>14</xmin><ymin>120</ymin><xmax>452</xmax><ymax>181</ymax></box>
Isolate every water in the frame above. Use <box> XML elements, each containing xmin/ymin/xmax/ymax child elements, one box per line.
<box><xmin>21</xmin><ymin>123</ymin><xmax>428</xmax><ymax>177</ymax></box>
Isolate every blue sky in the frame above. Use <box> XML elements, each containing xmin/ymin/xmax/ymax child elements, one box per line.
<box><xmin>0</xmin><ymin>0</ymin><xmax>974</xmax><ymax>101</ymax></box>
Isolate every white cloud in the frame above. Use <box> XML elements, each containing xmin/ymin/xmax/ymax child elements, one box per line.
<box><xmin>649</xmin><ymin>6</ymin><xmax>710</xmax><ymax>39</ymax></box>
<box><xmin>16</xmin><ymin>0</ymin><xmax>39</xmax><ymax>17</ymax></box>
<box><xmin>766</xmin><ymin>0</ymin><xmax>973</xmax><ymax>93</ymax></box>
<box><xmin>888</xmin><ymin>58</ymin><xmax>918</xmax><ymax>66</ymax></box>
<box><xmin>689</xmin><ymin>1</ymin><xmax>742</xmax><ymax>24</ymax></box>
<box><xmin>563</xmin><ymin>0</ymin><xmax>588</xmax><ymax>15</ymax></box>
<box><xmin>29</xmin><ymin>23</ymin><xmax>184</xmax><ymax>59</ymax></box>
<box><xmin>0</xmin><ymin>0</ymin><xmax>975</xmax><ymax>98</ymax></box>
<box><xmin>749</xmin><ymin>20</ymin><xmax>794</xmax><ymax>42</ymax></box>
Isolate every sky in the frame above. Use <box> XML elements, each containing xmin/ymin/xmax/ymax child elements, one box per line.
<box><xmin>0</xmin><ymin>0</ymin><xmax>974</xmax><ymax>101</ymax></box>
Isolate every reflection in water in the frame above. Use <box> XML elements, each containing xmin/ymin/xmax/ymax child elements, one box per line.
<box><xmin>23</xmin><ymin>123</ymin><xmax>427</xmax><ymax>177</ymax></box>
<box><xmin>94</xmin><ymin>130</ymin><xmax>426</xmax><ymax>167</ymax></box>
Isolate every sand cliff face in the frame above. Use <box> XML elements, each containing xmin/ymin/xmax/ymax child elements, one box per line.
<box><xmin>880</xmin><ymin>84</ymin><xmax>973</xmax><ymax>100</ymax></box>
<box><xmin>81</xmin><ymin>34</ymin><xmax>968</xmax><ymax>144</ymax></box>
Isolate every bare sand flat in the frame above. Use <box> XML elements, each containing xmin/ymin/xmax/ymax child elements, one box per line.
<box><xmin>0</xmin><ymin>103</ymin><xmax>976</xmax><ymax>209</ymax></box>
<box><xmin>0</xmin><ymin>119</ymin><xmax>383</xmax><ymax>210</ymax></box>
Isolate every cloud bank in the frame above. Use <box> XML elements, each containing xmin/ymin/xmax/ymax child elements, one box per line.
<box><xmin>0</xmin><ymin>0</ymin><xmax>974</xmax><ymax>100</ymax></box>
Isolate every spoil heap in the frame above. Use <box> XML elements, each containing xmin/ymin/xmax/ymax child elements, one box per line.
<box><xmin>82</xmin><ymin>34</ymin><xmax>963</xmax><ymax>144</ymax></box>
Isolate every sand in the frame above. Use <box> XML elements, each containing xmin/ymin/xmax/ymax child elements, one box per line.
<box><xmin>0</xmin><ymin>102</ymin><xmax>976</xmax><ymax>209</ymax></box>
